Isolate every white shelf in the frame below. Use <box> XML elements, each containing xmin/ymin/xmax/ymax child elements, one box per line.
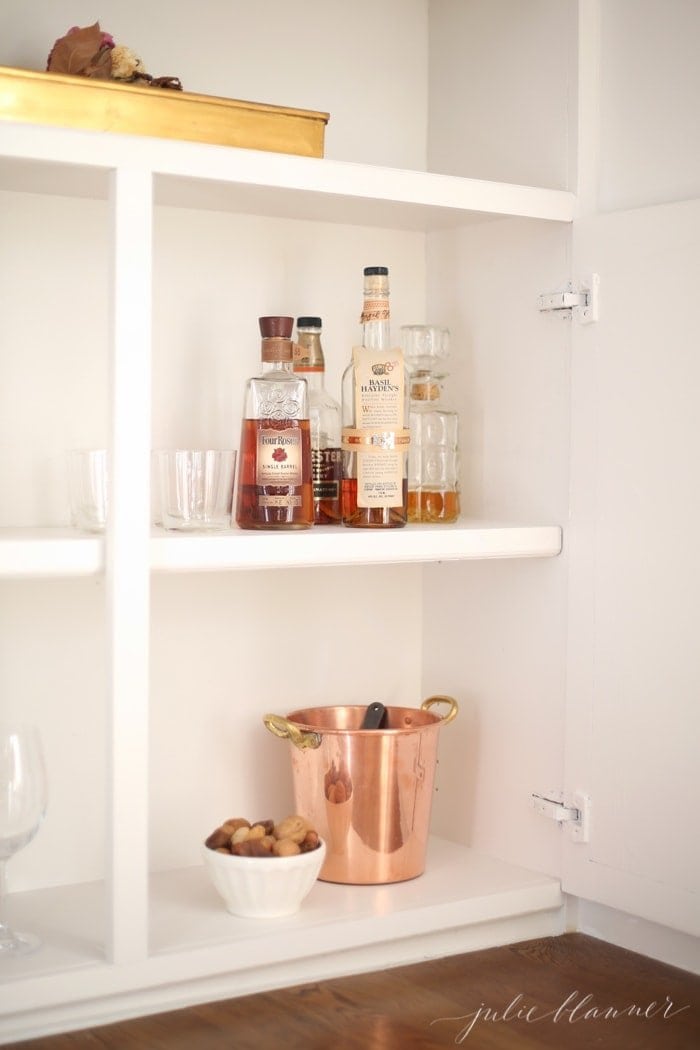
<box><xmin>0</xmin><ymin>122</ymin><xmax>576</xmax><ymax>230</ymax></box>
<box><xmin>1</xmin><ymin>838</ymin><xmax>563</xmax><ymax>1040</ymax></box>
<box><xmin>0</xmin><ymin>529</ymin><xmax>102</xmax><ymax>578</ymax></box>
<box><xmin>0</xmin><ymin>523</ymin><xmax>562</xmax><ymax>578</ymax></box>
<box><xmin>150</xmin><ymin>522</ymin><xmax>563</xmax><ymax>571</ymax></box>
<box><xmin>150</xmin><ymin>838</ymin><xmax>562</xmax><ymax>961</ymax></box>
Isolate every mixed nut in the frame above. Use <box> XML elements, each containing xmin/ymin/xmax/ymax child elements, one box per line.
<box><xmin>205</xmin><ymin>815</ymin><xmax>320</xmax><ymax>858</ymax></box>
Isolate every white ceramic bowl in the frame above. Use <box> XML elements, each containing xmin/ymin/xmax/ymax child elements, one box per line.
<box><xmin>202</xmin><ymin>838</ymin><xmax>326</xmax><ymax>918</ymax></box>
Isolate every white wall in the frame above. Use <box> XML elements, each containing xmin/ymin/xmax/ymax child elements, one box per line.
<box><xmin>0</xmin><ymin>0</ymin><xmax>429</xmax><ymax>170</ymax></box>
<box><xmin>598</xmin><ymin>0</ymin><xmax>700</xmax><ymax>210</ymax></box>
<box><xmin>427</xmin><ymin>0</ymin><xmax>577</xmax><ymax>189</ymax></box>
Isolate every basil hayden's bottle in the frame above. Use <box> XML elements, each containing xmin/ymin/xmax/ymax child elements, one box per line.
<box><xmin>341</xmin><ymin>267</ymin><xmax>410</xmax><ymax>527</ymax></box>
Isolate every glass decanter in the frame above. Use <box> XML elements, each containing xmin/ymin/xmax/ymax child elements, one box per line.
<box><xmin>401</xmin><ymin>324</ymin><xmax>460</xmax><ymax>524</ymax></box>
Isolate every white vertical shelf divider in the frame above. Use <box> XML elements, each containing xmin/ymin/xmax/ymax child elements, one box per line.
<box><xmin>105</xmin><ymin>165</ymin><xmax>153</xmax><ymax>965</ymax></box>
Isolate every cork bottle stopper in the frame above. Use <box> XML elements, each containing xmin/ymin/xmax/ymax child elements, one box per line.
<box><xmin>259</xmin><ymin>316</ymin><xmax>294</xmax><ymax>362</ymax></box>
<box><xmin>259</xmin><ymin>316</ymin><xmax>293</xmax><ymax>338</ymax></box>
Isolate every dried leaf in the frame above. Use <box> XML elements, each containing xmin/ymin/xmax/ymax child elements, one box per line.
<box><xmin>47</xmin><ymin>22</ymin><xmax>113</xmax><ymax>79</ymax></box>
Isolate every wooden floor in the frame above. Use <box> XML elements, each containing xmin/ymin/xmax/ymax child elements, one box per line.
<box><xmin>8</xmin><ymin>934</ymin><xmax>699</xmax><ymax>1049</ymax></box>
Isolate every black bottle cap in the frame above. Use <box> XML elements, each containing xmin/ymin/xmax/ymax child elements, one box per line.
<box><xmin>259</xmin><ymin>316</ymin><xmax>294</xmax><ymax>338</ymax></box>
<box><xmin>363</xmin><ymin>266</ymin><xmax>388</xmax><ymax>276</ymax></box>
<box><xmin>296</xmin><ymin>316</ymin><xmax>322</xmax><ymax>328</ymax></box>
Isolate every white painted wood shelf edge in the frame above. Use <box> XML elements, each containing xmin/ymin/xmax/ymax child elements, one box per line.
<box><xmin>0</xmin><ymin>523</ymin><xmax>563</xmax><ymax>576</ymax></box>
<box><xmin>0</xmin><ymin>122</ymin><xmax>576</xmax><ymax>227</ymax></box>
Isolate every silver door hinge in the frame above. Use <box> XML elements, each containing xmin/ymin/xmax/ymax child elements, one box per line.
<box><xmin>531</xmin><ymin>791</ymin><xmax>590</xmax><ymax>843</ymax></box>
<box><xmin>537</xmin><ymin>274</ymin><xmax>599</xmax><ymax>325</ymax></box>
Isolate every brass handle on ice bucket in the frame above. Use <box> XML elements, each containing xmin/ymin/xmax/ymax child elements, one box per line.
<box><xmin>421</xmin><ymin>695</ymin><xmax>459</xmax><ymax>725</ymax></box>
<box><xmin>263</xmin><ymin>714</ymin><xmax>322</xmax><ymax>751</ymax></box>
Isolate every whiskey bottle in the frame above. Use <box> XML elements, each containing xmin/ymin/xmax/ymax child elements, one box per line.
<box><xmin>341</xmin><ymin>267</ymin><xmax>409</xmax><ymax>528</ymax></box>
<box><xmin>235</xmin><ymin>316</ymin><xmax>313</xmax><ymax>530</ymax></box>
<box><xmin>293</xmin><ymin>317</ymin><xmax>342</xmax><ymax>525</ymax></box>
<box><xmin>402</xmin><ymin>324</ymin><xmax>460</xmax><ymax>523</ymax></box>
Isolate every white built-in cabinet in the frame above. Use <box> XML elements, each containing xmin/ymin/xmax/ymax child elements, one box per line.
<box><xmin>1</xmin><ymin>0</ymin><xmax>698</xmax><ymax>1041</ymax></box>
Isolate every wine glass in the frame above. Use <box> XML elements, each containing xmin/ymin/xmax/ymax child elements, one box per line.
<box><xmin>0</xmin><ymin>723</ymin><xmax>48</xmax><ymax>956</ymax></box>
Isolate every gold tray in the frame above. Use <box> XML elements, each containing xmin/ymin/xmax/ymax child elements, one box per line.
<box><xmin>0</xmin><ymin>66</ymin><xmax>329</xmax><ymax>158</ymax></box>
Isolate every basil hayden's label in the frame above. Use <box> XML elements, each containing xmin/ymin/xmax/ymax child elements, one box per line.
<box><xmin>344</xmin><ymin>345</ymin><xmax>408</xmax><ymax>508</ymax></box>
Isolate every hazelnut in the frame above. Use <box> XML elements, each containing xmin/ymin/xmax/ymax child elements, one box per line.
<box><xmin>205</xmin><ymin>827</ymin><xmax>231</xmax><ymax>850</ymax></box>
<box><xmin>250</xmin><ymin>841</ymin><xmax>273</xmax><ymax>857</ymax></box>
<box><xmin>247</xmin><ymin>824</ymin><xmax>267</xmax><ymax>841</ymax></box>
<box><xmin>231</xmin><ymin>825</ymin><xmax>252</xmax><ymax>845</ymax></box>
<box><xmin>221</xmin><ymin>818</ymin><xmax>250</xmax><ymax>836</ymax></box>
<box><xmin>273</xmin><ymin>815</ymin><xmax>308</xmax><ymax>843</ymax></box>
<box><xmin>300</xmin><ymin>830</ymin><xmax>320</xmax><ymax>852</ymax></box>
<box><xmin>274</xmin><ymin>837</ymin><xmax>301</xmax><ymax>857</ymax></box>
<box><xmin>231</xmin><ymin>840</ymin><xmax>252</xmax><ymax>856</ymax></box>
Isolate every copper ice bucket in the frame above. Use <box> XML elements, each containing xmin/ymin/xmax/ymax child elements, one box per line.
<box><xmin>263</xmin><ymin>695</ymin><xmax>458</xmax><ymax>884</ymax></box>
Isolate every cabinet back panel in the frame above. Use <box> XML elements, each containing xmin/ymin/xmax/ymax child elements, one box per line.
<box><xmin>153</xmin><ymin>206</ymin><xmax>426</xmax><ymax>454</ymax></box>
<box><xmin>0</xmin><ymin>579</ymin><xmax>106</xmax><ymax>892</ymax></box>
<box><xmin>0</xmin><ymin>191</ymin><xmax>109</xmax><ymax>526</ymax></box>
<box><xmin>149</xmin><ymin>566</ymin><xmax>423</xmax><ymax>872</ymax></box>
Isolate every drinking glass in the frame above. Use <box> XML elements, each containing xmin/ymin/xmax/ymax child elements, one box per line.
<box><xmin>154</xmin><ymin>449</ymin><xmax>236</xmax><ymax>531</ymax></box>
<box><xmin>0</xmin><ymin>724</ymin><xmax>48</xmax><ymax>956</ymax></box>
<box><xmin>67</xmin><ymin>449</ymin><xmax>108</xmax><ymax>532</ymax></box>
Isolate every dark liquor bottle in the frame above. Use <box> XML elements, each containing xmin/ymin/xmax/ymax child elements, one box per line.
<box><xmin>235</xmin><ymin>316</ymin><xmax>313</xmax><ymax>530</ymax></box>
<box><xmin>294</xmin><ymin>317</ymin><xmax>342</xmax><ymax>525</ymax></box>
<box><xmin>341</xmin><ymin>267</ymin><xmax>409</xmax><ymax>528</ymax></box>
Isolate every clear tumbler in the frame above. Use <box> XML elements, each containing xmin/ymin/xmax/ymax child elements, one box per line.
<box><xmin>67</xmin><ymin>449</ymin><xmax>108</xmax><ymax>532</ymax></box>
<box><xmin>155</xmin><ymin>449</ymin><xmax>236</xmax><ymax>531</ymax></box>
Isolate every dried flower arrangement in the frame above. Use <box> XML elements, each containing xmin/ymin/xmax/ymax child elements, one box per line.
<box><xmin>46</xmin><ymin>22</ymin><xmax>182</xmax><ymax>90</ymax></box>
<box><xmin>0</xmin><ymin>20</ymin><xmax>326</xmax><ymax>156</ymax></box>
